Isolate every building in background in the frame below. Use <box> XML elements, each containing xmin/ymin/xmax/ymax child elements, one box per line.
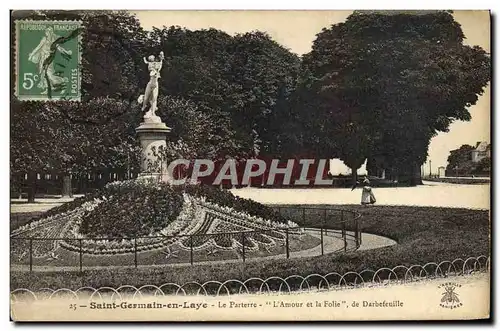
<box><xmin>438</xmin><ymin>166</ymin><xmax>446</xmax><ymax>178</ymax></box>
<box><xmin>444</xmin><ymin>141</ymin><xmax>491</xmax><ymax>177</ymax></box>
<box><xmin>471</xmin><ymin>141</ymin><xmax>491</xmax><ymax>163</ymax></box>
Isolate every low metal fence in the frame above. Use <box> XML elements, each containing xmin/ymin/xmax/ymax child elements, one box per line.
<box><xmin>10</xmin><ymin>255</ymin><xmax>490</xmax><ymax>299</ymax></box>
<box><xmin>10</xmin><ymin>206</ymin><xmax>361</xmax><ymax>273</ymax></box>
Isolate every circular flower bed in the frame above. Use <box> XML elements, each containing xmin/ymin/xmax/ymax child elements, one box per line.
<box><xmin>79</xmin><ymin>181</ymin><xmax>183</xmax><ymax>238</ymax></box>
<box><xmin>13</xmin><ymin>180</ymin><xmax>314</xmax><ymax>258</ymax></box>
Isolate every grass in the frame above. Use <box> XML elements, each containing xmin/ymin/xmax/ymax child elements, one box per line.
<box><xmin>11</xmin><ymin>204</ymin><xmax>489</xmax><ymax>290</ymax></box>
<box><xmin>424</xmin><ymin>178</ymin><xmax>490</xmax><ymax>185</ymax></box>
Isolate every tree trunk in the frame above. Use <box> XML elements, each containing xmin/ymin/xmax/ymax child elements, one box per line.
<box><xmin>27</xmin><ymin>171</ymin><xmax>37</xmax><ymax>203</ymax></box>
<box><xmin>351</xmin><ymin>168</ymin><xmax>358</xmax><ymax>188</ymax></box>
<box><xmin>81</xmin><ymin>176</ymin><xmax>87</xmax><ymax>194</ymax></box>
<box><xmin>411</xmin><ymin>163</ymin><xmax>423</xmax><ymax>186</ymax></box>
<box><xmin>62</xmin><ymin>173</ymin><xmax>73</xmax><ymax>198</ymax></box>
<box><xmin>99</xmin><ymin>170</ymin><xmax>108</xmax><ymax>189</ymax></box>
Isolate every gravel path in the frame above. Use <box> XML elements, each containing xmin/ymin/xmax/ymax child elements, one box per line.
<box><xmin>10</xmin><ymin>182</ymin><xmax>489</xmax><ymax>214</ymax></box>
<box><xmin>230</xmin><ymin>182</ymin><xmax>490</xmax><ymax>210</ymax></box>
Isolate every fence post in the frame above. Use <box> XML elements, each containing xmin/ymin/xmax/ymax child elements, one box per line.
<box><xmin>359</xmin><ymin>219</ymin><xmax>362</xmax><ymax>245</ymax></box>
<box><xmin>342</xmin><ymin>222</ymin><xmax>347</xmax><ymax>252</ymax></box>
<box><xmin>134</xmin><ymin>238</ymin><xmax>138</xmax><ymax>268</ymax></box>
<box><xmin>341</xmin><ymin>210</ymin><xmax>345</xmax><ymax>238</ymax></box>
<box><xmin>79</xmin><ymin>239</ymin><xmax>83</xmax><ymax>274</ymax></box>
<box><xmin>355</xmin><ymin>219</ymin><xmax>360</xmax><ymax>247</ymax></box>
<box><xmin>320</xmin><ymin>228</ymin><xmax>324</xmax><ymax>256</ymax></box>
<box><xmin>29</xmin><ymin>238</ymin><xmax>33</xmax><ymax>273</ymax></box>
<box><xmin>241</xmin><ymin>232</ymin><xmax>246</xmax><ymax>262</ymax></box>
<box><xmin>285</xmin><ymin>228</ymin><xmax>290</xmax><ymax>259</ymax></box>
<box><xmin>323</xmin><ymin>208</ymin><xmax>327</xmax><ymax>228</ymax></box>
<box><xmin>190</xmin><ymin>235</ymin><xmax>194</xmax><ymax>265</ymax></box>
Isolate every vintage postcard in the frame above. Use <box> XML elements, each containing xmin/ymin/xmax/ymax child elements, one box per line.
<box><xmin>9</xmin><ymin>10</ymin><xmax>491</xmax><ymax>322</ymax></box>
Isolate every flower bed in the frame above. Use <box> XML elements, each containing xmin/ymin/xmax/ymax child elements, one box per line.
<box><xmin>11</xmin><ymin>199</ymin><xmax>98</xmax><ymax>238</ymax></box>
<box><xmin>213</xmin><ymin>233</ymin><xmax>233</xmax><ymax>248</ymax></box>
<box><xmin>182</xmin><ymin>184</ymin><xmax>288</xmax><ymax>223</ymax></box>
<box><xmin>198</xmin><ymin>198</ymin><xmax>300</xmax><ymax>231</ymax></box>
<box><xmin>58</xmin><ymin>195</ymin><xmax>198</xmax><ymax>255</ymax></box>
<box><xmin>42</xmin><ymin>192</ymin><xmax>101</xmax><ymax>219</ymax></box>
<box><xmin>210</xmin><ymin>222</ymin><xmax>248</xmax><ymax>233</ymax></box>
<box><xmin>11</xmin><ymin>199</ymin><xmax>103</xmax><ymax>258</ymax></box>
<box><xmin>79</xmin><ymin>182</ymin><xmax>183</xmax><ymax>238</ymax></box>
<box><xmin>12</xmin><ymin>181</ymin><xmax>313</xmax><ymax>258</ymax></box>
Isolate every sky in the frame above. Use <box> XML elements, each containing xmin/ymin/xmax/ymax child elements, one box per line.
<box><xmin>133</xmin><ymin>10</ymin><xmax>491</xmax><ymax>174</ymax></box>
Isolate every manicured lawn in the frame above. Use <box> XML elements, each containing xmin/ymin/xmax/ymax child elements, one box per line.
<box><xmin>11</xmin><ymin>204</ymin><xmax>489</xmax><ymax>290</ymax></box>
<box><xmin>424</xmin><ymin>178</ymin><xmax>490</xmax><ymax>185</ymax></box>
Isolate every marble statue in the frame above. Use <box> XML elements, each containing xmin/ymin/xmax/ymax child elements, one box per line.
<box><xmin>138</xmin><ymin>51</ymin><xmax>164</xmax><ymax>120</ymax></box>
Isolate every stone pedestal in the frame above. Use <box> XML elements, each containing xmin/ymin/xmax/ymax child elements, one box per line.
<box><xmin>135</xmin><ymin>115</ymin><xmax>171</xmax><ymax>182</ymax></box>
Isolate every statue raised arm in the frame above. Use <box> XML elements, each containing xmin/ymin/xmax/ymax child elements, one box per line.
<box><xmin>138</xmin><ymin>51</ymin><xmax>165</xmax><ymax>121</ymax></box>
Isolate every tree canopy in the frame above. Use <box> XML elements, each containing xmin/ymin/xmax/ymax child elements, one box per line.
<box><xmin>11</xmin><ymin>11</ymin><xmax>149</xmax><ymax>200</ymax></box>
<box><xmin>10</xmin><ymin>10</ymin><xmax>492</xmax><ymax>199</ymax></box>
<box><xmin>149</xmin><ymin>27</ymin><xmax>300</xmax><ymax>159</ymax></box>
<box><xmin>296</xmin><ymin>11</ymin><xmax>490</xmax><ymax>183</ymax></box>
<box><xmin>11</xmin><ymin>12</ymin><xmax>302</xmax><ymax>199</ymax></box>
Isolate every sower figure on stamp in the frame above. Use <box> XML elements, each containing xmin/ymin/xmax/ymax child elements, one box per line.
<box><xmin>138</xmin><ymin>51</ymin><xmax>164</xmax><ymax>120</ymax></box>
<box><xmin>28</xmin><ymin>26</ymin><xmax>72</xmax><ymax>94</ymax></box>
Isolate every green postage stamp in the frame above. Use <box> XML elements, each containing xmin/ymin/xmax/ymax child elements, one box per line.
<box><xmin>15</xmin><ymin>20</ymin><xmax>82</xmax><ymax>101</ymax></box>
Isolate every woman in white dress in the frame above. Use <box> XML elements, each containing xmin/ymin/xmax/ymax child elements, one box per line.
<box><xmin>360</xmin><ymin>178</ymin><xmax>376</xmax><ymax>205</ymax></box>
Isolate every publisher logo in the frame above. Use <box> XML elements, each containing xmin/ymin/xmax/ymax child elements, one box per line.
<box><xmin>438</xmin><ymin>282</ymin><xmax>462</xmax><ymax>309</ymax></box>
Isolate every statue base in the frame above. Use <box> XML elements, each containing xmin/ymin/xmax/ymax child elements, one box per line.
<box><xmin>135</xmin><ymin>115</ymin><xmax>171</xmax><ymax>182</ymax></box>
<box><xmin>142</xmin><ymin>112</ymin><xmax>162</xmax><ymax>124</ymax></box>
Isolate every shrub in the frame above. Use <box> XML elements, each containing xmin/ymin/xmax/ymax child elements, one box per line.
<box><xmin>181</xmin><ymin>184</ymin><xmax>286</xmax><ymax>223</ymax></box>
<box><xmin>38</xmin><ymin>190</ymin><xmax>101</xmax><ymax>219</ymax></box>
<box><xmin>79</xmin><ymin>181</ymin><xmax>183</xmax><ymax>238</ymax></box>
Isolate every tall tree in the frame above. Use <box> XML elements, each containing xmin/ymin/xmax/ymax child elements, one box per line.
<box><xmin>228</xmin><ymin>31</ymin><xmax>300</xmax><ymax>156</ymax></box>
<box><xmin>156</xmin><ymin>95</ymin><xmax>219</xmax><ymax>160</ymax></box>
<box><xmin>10</xmin><ymin>11</ymin><xmax>148</xmax><ymax>200</ymax></box>
<box><xmin>149</xmin><ymin>27</ymin><xmax>242</xmax><ymax>161</ymax></box>
<box><xmin>298</xmin><ymin>11</ymin><xmax>490</xmax><ymax>185</ymax></box>
<box><xmin>11</xmin><ymin>97</ymin><xmax>139</xmax><ymax>201</ymax></box>
<box><xmin>149</xmin><ymin>27</ymin><xmax>301</xmax><ymax>160</ymax></box>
